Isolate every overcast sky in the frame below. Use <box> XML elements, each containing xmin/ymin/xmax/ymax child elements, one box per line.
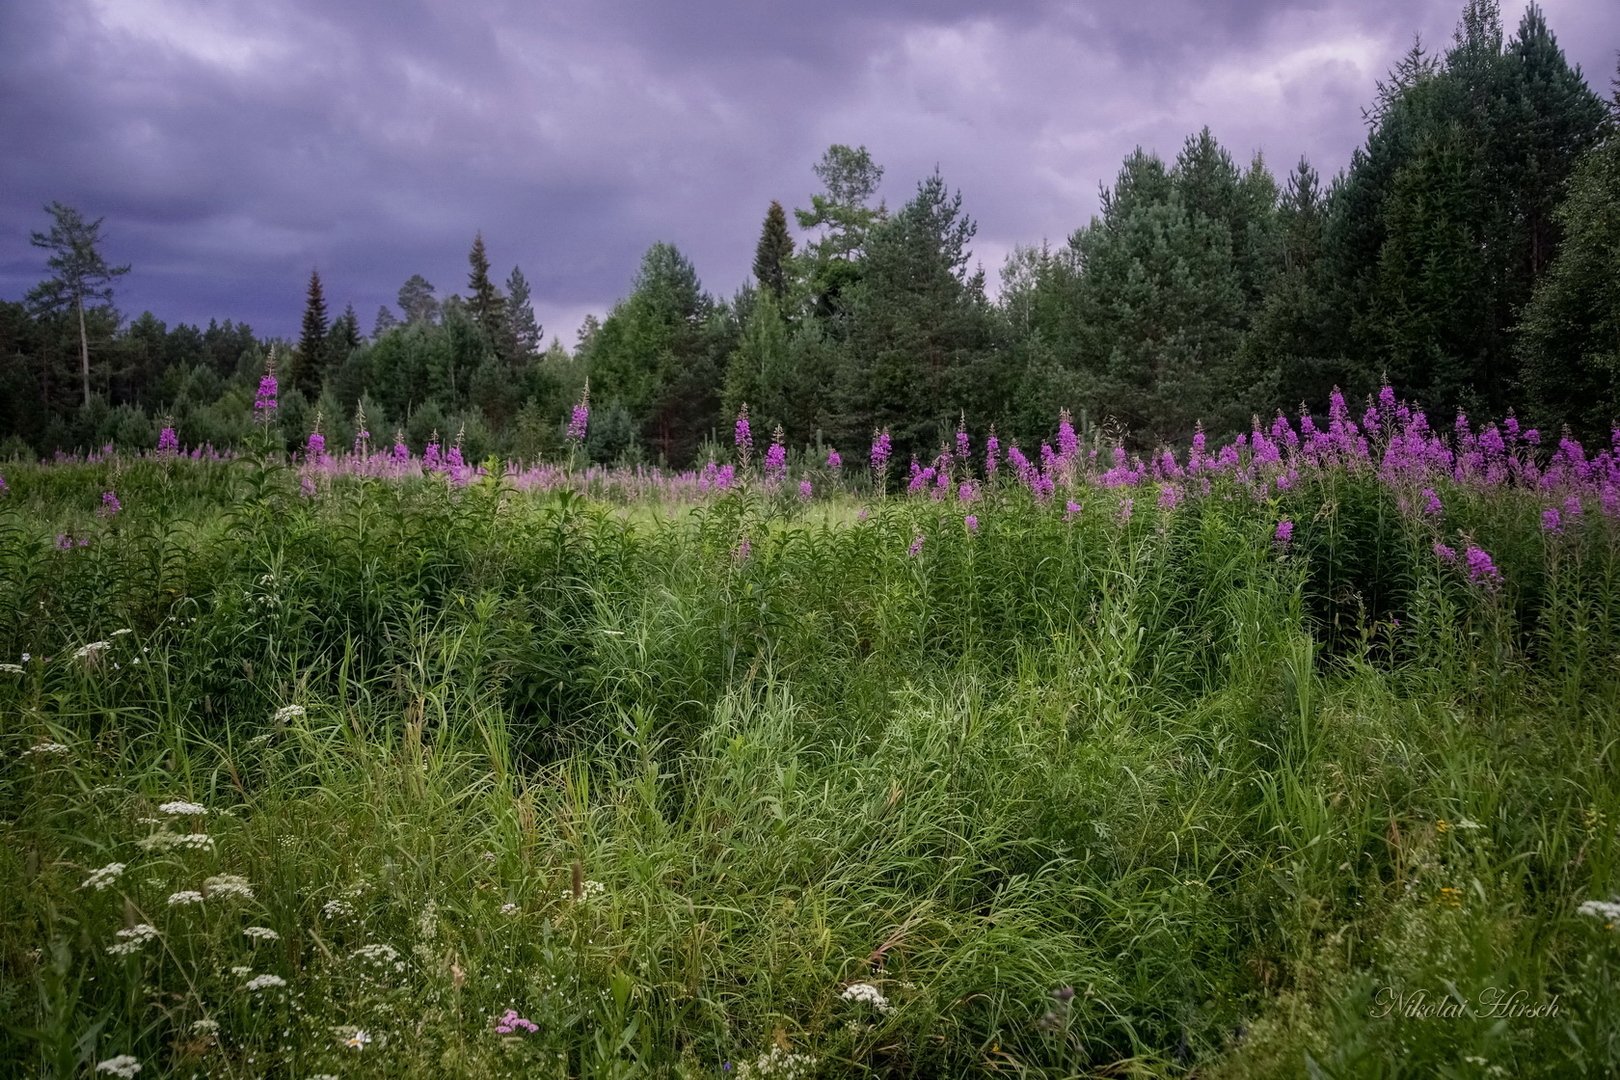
<box><xmin>1</xmin><ymin>0</ymin><xmax>1614</xmax><ymax>348</ymax></box>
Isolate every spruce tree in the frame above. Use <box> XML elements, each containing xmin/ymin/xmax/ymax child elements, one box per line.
<box><xmin>466</xmin><ymin>232</ymin><xmax>504</xmax><ymax>339</ymax></box>
<box><xmin>752</xmin><ymin>201</ymin><xmax>795</xmax><ymax>302</ymax></box>
<box><xmin>292</xmin><ymin>268</ymin><xmax>330</xmax><ymax>399</ymax></box>
<box><xmin>502</xmin><ymin>266</ymin><xmax>542</xmax><ymax>362</ymax></box>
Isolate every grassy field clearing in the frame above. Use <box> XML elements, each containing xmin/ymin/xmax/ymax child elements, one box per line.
<box><xmin>2</xmin><ymin>441</ymin><xmax>1620</xmax><ymax>1077</ymax></box>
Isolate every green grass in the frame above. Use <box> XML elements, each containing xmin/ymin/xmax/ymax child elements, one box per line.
<box><xmin>2</xmin><ymin>459</ymin><xmax>1619</xmax><ymax>1077</ymax></box>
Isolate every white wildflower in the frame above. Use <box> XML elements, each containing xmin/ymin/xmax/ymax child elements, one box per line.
<box><xmin>840</xmin><ymin>981</ymin><xmax>893</xmax><ymax>1014</ymax></box>
<box><xmin>339</xmin><ymin>1028</ymin><xmax>372</xmax><ymax>1050</ymax></box>
<box><xmin>1454</xmin><ymin>818</ymin><xmax>1485</xmax><ymax>830</ymax></box>
<box><xmin>95</xmin><ymin>1055</ymin><xmax>142</xmax><ymax>1078</ymax></box>
<box><xmin>243</xmin><ymin>973</ymin><xmax>287</xmax><ymax>992</ymax></box>
<box><xmin>82</xmin><ymin>863</ymin><xmax>127</xmax><ymax>891</ymax></box>
<box><xmin>190</xmin><ymin>1018</ymin><xmax>220</xmax><ymax>1035</ymax></box>
<box><xmin>321</xmin><ymin>898</ymin><xmax>354</xmax><ymax>919</ymax></box>
<box><xmin>1577</xmin><ymin>899</ymin><xmax>1620</xmax><ymax>924</ymax></box>
<box><xmin>560</xmin><ymin>879</ymin><xmax>607</xmax><ymax>903</ymax></box>
<box><xmin>20</xmin><ymin>742</ymin><xmax>70</xmax><ymax>757</ymax></box>
<box><xmin>499</xmin><ymin>902</ymin><xmax>519</xmax><ymax>916</ymax></box>
<box><xmin>158</xmin><ymin>800</ymin><xmax>208</xmax><ymax>816</ymax></box>
<box><xmin>351</xmin><ymin>943</ymin><xmax>400</xmax><ymax>965</ymax></box>
<box><xmin>74</xmin><ymin>641</ymin><xmax>112</xmax><ymax>661</ymax></box>
<box><xmin>230</xmin><ymin>966</ymin><xmax>252</xmax><ymax>976</ymax></box>
<box><xmin>111</xmin><ymin>628</ymin><xmax>133</xmax><ymax>637</ymax></box>
<box><xmin>203</xmin><ymin>873</ymin><xmax>254</xmax><ymax>900</ymax></box>
<box><xmin>0</xmin><ymin>663</ymin><xmax>22</xmax><ymax>674</ymax></box>
<box><xmin>244</xmin><ymin>926</ymin><xmax>280</xmax><ymax>942</ymax></box>
<box><xmin>272</xmin><ymin>704</ymin><xmax>306</xmax><ymax>723</ymax></box>
<box><xmin>735</xmin><ymin>1046</ymin><xmax>817</xmax><ymax>1079</ymax></box>
<box><xmin>137</xmin><ymin>831</ymin><xmax>214</xmax><ymax>852</ymax></box>
<box><xmin>167</xmin><ymin>890</ymin><xmax>205</xmax><ymax>906</ymax></box>
<box><xmin>105</xmin><ymin>924</ymin><xmax>159</xmax><ymax>956</ymax></box>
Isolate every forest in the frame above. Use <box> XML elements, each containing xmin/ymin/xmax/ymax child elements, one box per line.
<box><xmin>1</xmin><ymin>0</ymin><xmax>1616</xmax><ymax>467</ymax></box>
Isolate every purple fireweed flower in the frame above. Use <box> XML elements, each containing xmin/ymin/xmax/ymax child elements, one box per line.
<box><xmin>964</xmin><ymin>513</ymin><xmax>979</xmax><ymax>534</ymax></box>
<box><xmin>157</xmin><ymin>425</ymin><xmax>179</xmax><ymax>457</ymax></box>
<box><xmin>1421</xmin><ymin>487</ymin><xmax>1442</xmax><ymax>516</ymax></box>
<box><xmin>956</xmin><ymin>419</ymin><xmax>970</xmax><ymax>463</ymax></box>
<box><xmin>985</xmin><ymin>429</ymin><xmax>1000</xmax><ymax>478</ymax></box>
<box><xmin>306</xmin><ymin>429</ymin><xmax>327</xmax><ymax>461</ymax></box>
<box><xmin>391</xmin><ymin>432</ymin><xmax>409</xmax><ymax>465</ymax></box>
<box><xmin>300</xmin><ymin>475</ymin><xmax>317</xmax><ymax>499</ymax></box>
<box><xmin>1064</xmin><ymin>500</ymin><xmax>1082</xmax><ymax>522</ymax></box>
<box><xmin>424</xmin><ymin>437</ymin><xmax>443</xmax><ymax>473</ymax></box>
<box><xmin>856</xmin><ymin>507</ymin><xmax>869</xmax><ymax>522</ymax></box>
<box><xmin>798</xmin><ymin>479</ymin><xmax>812</xmax><ymax>500</ymax></box>
<box><xmin>1031</xmin><ymin>473</ymin><xmax>1055</xmax><ymax>503</ymax></box>
<box><xmin>1524</xmin><ymin>428</ymin><xmax>1541</xmax><ymax>446</ymax></box>
<box><xmin>871</xmin><ymin>429</ymin><xmax>892</xmax><ymax>475</ymax></box>
<box><xmin>1275</xmin><ymin>519</ymin><xmax>1294</xmax><ymax>545</ymax></box>
<box><xmin>0</xmin><ymin>473</ymin><xmax>7</xmax><ymax>496</ymax></box>
<box><xmin>733</xmin><ymin>536</ymin><xmax>751</xmax><ymax>561</ymax></box>
<box><xmin>567</xmin><ymin>382</ymin><xmax>590</xmax><ymax>443</ymax></box>
<box><xmin>907</xmin><ymin>534</ymin><xmax>925</xmax><ymax>557</ymax></box>
<box><xmin>734</xmin><ymin>405</ymin><xmax>753</xmax><ymax>465</ymax></box>
<box><xmin>764</xmin><ymin>427</ymin><xmax>788</xmax><ymax>484</ymax></box>
<box><xmin>1158</xmin><ymin>484</ymin><xmax>1181</xmax><ymax>511</ymax></box>
<box><xmin>1434</xmin><ymin>542</ymin><xmax>1457</xmax><ymax>563</ymax></box>
<box><xmin>55</xmin><ymin>533</ymin><xmax>73</xmax><ymax>551</ymax></box>
<box><xmin>1542</xmin><ymin>507</ymin><xmax>1563</xmax><ymax>534</ymax></box>
<box><xmin>1378</xmin><ymin>384</ymin><xmax>1397</xmax><ymax>414</ymax></box>
<box><xmin>1464</xmin><ymin>545</ymin><xmax>1501</xmax><ymax>587</ymax></box>
<box><xmin>1116</xmin><ymin>498</ymin><xmax>1133</xmax><ymax>525</ymax></box>
<box><xmin>1563</xmin><ymin>493</ymin><xmax>1583</xmax><ymax>520</ymax></box>
<box><xmin>957</xmin><ymin>480</ymin><xmax>978</xmax><ymax>503</ymax></box>
<box><xmin>1057</xmin><ymin>409</ymin><xmax>1079</xmax><ymax>463</ymax></box>
<box><xmin>100</xmin><ymin>490</ymin><xmax>121</xmax><ymax>516</ymax></box>
<box><xmin>826</xmin><ymin>447</ymin><xmax>842</xmax><ymax>471</ymax></box>
<box><xmin>253</xmin><ymin>358</ymin><xmax>279</xmax><ymax>420</ymax></box>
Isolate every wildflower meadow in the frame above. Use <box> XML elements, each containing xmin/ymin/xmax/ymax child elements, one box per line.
<box><xmin>4</xmin><ymin>386</ymin><xmax>1620</xmax><ymax>1078</ymax></box>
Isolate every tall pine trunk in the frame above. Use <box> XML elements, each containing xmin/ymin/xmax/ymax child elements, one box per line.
<box><xmin>78</xmin><ymin>294</ymin><xmax>90</xmax><ymax>407</ymax></box>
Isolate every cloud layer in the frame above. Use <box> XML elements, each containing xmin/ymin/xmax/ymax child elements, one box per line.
<box><xmin>2</xmin><ymin>0</ymin><xmax>1614</xmax><ymax>346</ymax></box>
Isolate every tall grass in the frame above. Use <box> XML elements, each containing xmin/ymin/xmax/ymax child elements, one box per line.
<box><xmin>2</xmin><ymin>456</ymin><xmax>1618</xmax><ymax>1077</ymax></box>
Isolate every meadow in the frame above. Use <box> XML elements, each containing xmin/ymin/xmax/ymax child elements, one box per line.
<box><xmin>3</xmin><ymin>394</ymin><xmax>1620</xmax><ymax>1078</ymax></box>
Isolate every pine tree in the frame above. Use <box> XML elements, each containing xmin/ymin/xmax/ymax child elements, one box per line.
<box><xmin>841</xmin><ymin>171</ymin><xmax>993</xmax><ymax>453</ymax></box>
<box><xmin>466</xmin><ymin>232</ymin><xmax>504</xmax><ymax>339</ymax></box>
<box><xmin>27</xmin><ymin>202</ymin><xmax>130</xmax><ymax>408</ymax></box>
<box><xmin>292</xmin><ymin>268</ymin><xmax>330</xmax><ymax>399</ymax></box>
<box><xmin>397</xmin><ymin>274</ymin><xmax>439</xmax><ymax>326</ymax></box>
<box><xmin>1518</xmin><ymin>117</ymin><xmax>1620</xmax><ymax>438</ymax></box>
<box><xmin>373</xmin><ymin>305</ymin><xmax>399</xmax><ymax>338</ymax></box>
<box><xmin>502</xmin><ymin>266</ymin><xmax>542</xmax><ymax>362</ymax></box>
<box><xmin>752</xmin><ymin>201</ymin><xmax>795</xmax><ymax>302</ymax></box>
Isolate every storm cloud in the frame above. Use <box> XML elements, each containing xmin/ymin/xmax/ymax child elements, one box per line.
<box><xmin>2</xmin><ymin>0</ymin><xmax>1614</xmax><ymax>345</ymax></box>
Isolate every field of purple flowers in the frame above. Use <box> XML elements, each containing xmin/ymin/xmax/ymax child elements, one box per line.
<box><xmin>3</xmin><ymin>383</ymin><xmax>1620</xmax><ymax>1077</ymax></box>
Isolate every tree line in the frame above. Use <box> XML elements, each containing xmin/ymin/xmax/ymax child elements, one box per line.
<box><xmin>2</xmin><ymin>0</ymin><xmax>1616</xmax><ymax>465</ymax></box>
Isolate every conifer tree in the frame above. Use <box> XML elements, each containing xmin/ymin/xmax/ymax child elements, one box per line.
<box><xmin>291</xmin><ymin>268</ymin><xmax>330</xmax><ymax>399</ymax></box>
<box><xmin>466</xmin><ymin>232</ymin><xmax>504</xmax><ymax>339</ymax></box>
<box><xmin>752</xmin><ymin>201</ymin><xmax>795</xmax><ymax>302</ymax></box>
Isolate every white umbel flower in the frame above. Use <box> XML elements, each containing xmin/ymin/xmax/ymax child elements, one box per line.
<box><xmin>272</xmin><ymin>704</ymin><xmax>306</xmax><ymax>723</ymax></box>
<box><xmin>82</xmin><ymin>862</ymin><xmax>126</xmax><ymax>890</ymax></box>
<box><xmin>167</xmin><ymin>890</ymin><xmax>205</xmax><ymax>906</ymax></box>
<box><xmin>1578</xmin><ymin>899</ymin><xmax>1620</xmax><ymax>924</ymax></box>
<box><xmin>105</xmin><ymin>924</ymin><xmax>159</xmax><ymax>956</ymax></box>
<box><xmin>242</xmin><ymin>973</ymin><xmax>287</xmax><ymax>992</ymax></box>
<box><xmin>204</xmin><ymin>874</ymin><xmax>254</xmax><ymax>900</ymax></box>
<box><xmin>158</xmin><ymin>801</ymin><xmax>208</xmax><ymax>816</ymax></box>
<box><xmin>244</xmin><ymin>926</ymin><xmax>280</xmax><ymax>941</ymax></box>
<box><xmin>95</xmin><ymin>1055</ymin><xmax>142</xmax><ymax>1078</ymax></box>
<box><xmin>839</xmin><ymin>982</ymin><xmax>893</xmax><ymax>1013</ymax></box>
